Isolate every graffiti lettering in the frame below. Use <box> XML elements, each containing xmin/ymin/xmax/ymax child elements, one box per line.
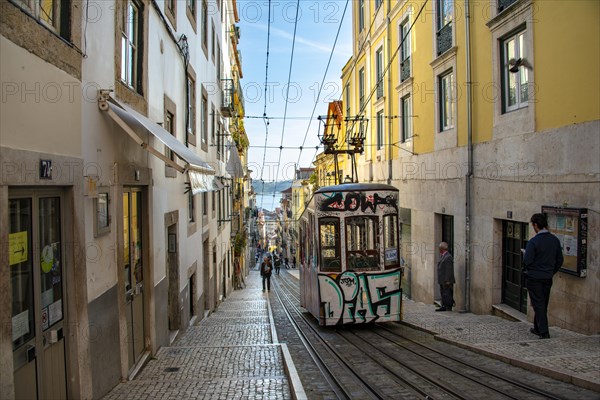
<box><xmin>318</xmin><ymin>269</ymin><xmax>402</xmax><ymax>326</ymax></box>
<box><xmin>319</xmin><ymin>192</ymin><xmax>398</xmax><ymax>213</ymax></box>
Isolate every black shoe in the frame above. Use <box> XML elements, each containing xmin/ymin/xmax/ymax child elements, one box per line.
<box><xmin>539</xmin><ymin>333</ymin><xmax>550</xmax><ymax>339</ymax></box>
<box><xmin>435</xmin><ymin>307</ymin><xmax>447</xmax><ymax>312</ymax></box>
<box><xmin>530</xmin><ymin>328</ymin><xmax>540</xmax><ymax>335</ymax></box>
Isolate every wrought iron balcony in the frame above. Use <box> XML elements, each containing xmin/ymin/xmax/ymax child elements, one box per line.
<box><xmin>498</xmin><ymin>0</ymin><xmax>517</xmax><ymax>12</ymax></box>
<box><xmin>376</xmin><ymin>81</ymin><xmax>384</xmax><ymax>99</ymax></box>
<box><xmin>401</xmin><ymin>57</ymin><xmax>411</xmax><ymax>82</ymax></box>
<box><xmin>436</xmin><ymin>23</ymin><xmax>452</xmax><ymax>56</ymax></box>
<box><xmin>221</xmin><ymin>78</ymin><xmax>234</xmax><ymax>117</ymax></box>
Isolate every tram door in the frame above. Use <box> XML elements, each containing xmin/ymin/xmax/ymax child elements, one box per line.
<box><xmin>123</xmin><ymin>189</ymin><xmax>145</xmax><ymax>370</ymax></box>
<box><xmin>10</xmin><ymin>194</ymin><xmax>67</xmax><ymax>399</ymax></box>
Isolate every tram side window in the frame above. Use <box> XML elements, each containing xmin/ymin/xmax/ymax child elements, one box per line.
<box><xmin>319</xmin><ymin>217</ymin><xmax>341</xmax><ymax>272</ymax></box>
<box><xmin>383</xmin><ymin>214</ymin><xmax>399</xmax><ymax>269</ymax></box>
<box><xmin>346</xmin><ymin>216</ymin><xmax>379</xmax><ymax>271</ymax></box>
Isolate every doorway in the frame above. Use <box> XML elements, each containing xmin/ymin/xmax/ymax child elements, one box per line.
<box><xmin>10</xmin><ymin>192</ymin><xmax>67</xmax><ymax>400</ymax></box>
<box><xmin>122</xmin><ymin>189</ymin><xmax>146</xmax><ymax>371</ymax></box>
<box><xmin>502</xmin><ymin>220</ymin><xmax>529</xmax><ymax>313</ymax></box>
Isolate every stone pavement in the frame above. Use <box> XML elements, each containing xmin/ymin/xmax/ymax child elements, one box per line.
<box><xmin>102</xmin><ymin>268</ymin><xmax>305</xmax><ymax>400</ymax></box>
<box><xmin>286</xmin><ymin>269</ymin><xmax>600</xmax><ymax>393</ymax></box>
<box><xmin>401</xmin><ymin>295</ymin><xmax>600</xmax><ymax>392</ymax></box>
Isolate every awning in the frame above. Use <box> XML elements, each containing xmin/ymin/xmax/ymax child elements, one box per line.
<box><xmin>101</xmin><ymin>96</ymin><xmax>216</xmax><ymax>194</ymax></box>
<box><xmin>226</xmin><ymin>143</ymin><xmax>244</xmax><ymax>178</ymax></box>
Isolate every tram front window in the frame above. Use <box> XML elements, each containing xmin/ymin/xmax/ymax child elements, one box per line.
<box><xmin>319</xmin><ymin>217</ymin><xmax>341</xmax><ymax>272</ymax></box>
<box><xmin>346</xmin><ymin>216</ymin><xmax>379</xmax><ymax>271</ymax></box>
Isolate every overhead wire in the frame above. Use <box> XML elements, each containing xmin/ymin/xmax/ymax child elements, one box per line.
<box><xmin>294</xmin><ymin>0</ymin><xmax>350</xmax><ymax>169</ymax></box>
<box><xmin>319</xmin><ymin>0</ymin><xmax>430</xmax><ymax>178</ymax></box>
<box><xmin>271</xmin><ymin>0</ymin><xmax>301</xmax><ymax>204</ymax></box>
<box><xmin>258</xmin><ymin>0</ymin><xmax>273</xmax><ymax>210</ymax></box>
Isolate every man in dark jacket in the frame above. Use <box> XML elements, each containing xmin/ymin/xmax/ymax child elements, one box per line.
<box><xmin>436</xmin><ymin>242</ymin><xmax>455</xmax><ymax>312</ymax></box>
<box><xmin>523</xmin><ymin>213</ymin><xmax>564</xmax><ymax>339</ymax></box>
<box><xmin>260</xmin><ymin>256</ymin><xmax>272</xmax><ymax>292</ymax></box>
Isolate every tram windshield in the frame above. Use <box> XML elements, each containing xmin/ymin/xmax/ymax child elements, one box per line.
<box><xmin>346</xmin><ymin>216</ymin><xmax>379</xmax><ymax>271</ymax></box>
<box><xmin>319</xmin><ymin>217</ymin><xmax>341</xmax><ymax>272</ymax></box>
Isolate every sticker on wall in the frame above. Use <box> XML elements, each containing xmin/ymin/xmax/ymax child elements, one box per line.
<box><xmin>41</xmin><ymin>307</ymin><xmax>49</xmax><ymax>331</ymax></box>
<box><xmin>9</xmin><ymin>231</ymin><xmax>28</xmax><ymax>266</ymax></box>
<box><xmin>41</xmin><ymin>245</ymin><xmax>54</xmax><ymax>273</ymax></box>
<box><xmin>12</xmin><ymin>310</ymin><xmax>30</xmax><ymax>341</ymax></box>
<box><xmin>49</xmin><ymin>300</ymin><xmax>62</xmax><ymax>327</ymax></box>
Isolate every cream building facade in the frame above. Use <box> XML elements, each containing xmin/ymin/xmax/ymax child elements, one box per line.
<box><xmin>1</xmin><ymin>0</ymin><xmax>247</xmax><ymax>398</ymax></box>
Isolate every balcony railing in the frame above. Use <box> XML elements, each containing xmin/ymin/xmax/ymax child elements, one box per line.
<box><xmin>376</xmin><ymin>80</ymin><xmax>384</xmax><ymax>99</ymax></box>
<box><xmin>498</xmin><ymin>0</ymin><xmax>517</xmax><ymax>12</ymax></box>
<box><xmin>401</xmin><ymin>57</ymin><xmax>411</xmax><ymax>82</ymax></box>
<box><xmin>436</xmin><ymin>23</ymin><xmax>452</xmax><ymax>56</ymax></box>
<box><xmin>221</xmin><ymin>78</ymin><xmax>234</xmax><ymax>117</ymax></box>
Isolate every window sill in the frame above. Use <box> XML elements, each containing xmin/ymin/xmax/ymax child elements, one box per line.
<box><xmin>430</xmin><ymin>46</ymin><xmax>457</xmax><ymax>69</ymax></box>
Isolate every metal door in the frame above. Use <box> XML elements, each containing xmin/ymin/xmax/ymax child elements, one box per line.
<box><xmin>123</xmin><ymin>189</ymin><xmax>145</xmax><ymax>370</ymax></box>
<box><xmin>502</xmin><ymin>220</ymin><xmax>529</xmax><ymax>313</ymax></box>
<box><xmin>10</xmin><ymin>193</ymin><xmax>67</xmax><ymax>399</ymax></box>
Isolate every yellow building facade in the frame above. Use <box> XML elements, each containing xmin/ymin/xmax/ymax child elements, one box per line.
<box><xmin>343</xmin><ymin>0</ymin><xmax>599</xmax><ymax>334</ymax></box>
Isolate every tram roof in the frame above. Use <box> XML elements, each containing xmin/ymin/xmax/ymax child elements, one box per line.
<box><xmin>314</xmin><ymin>183</ymin><xmax>398</xmax><ymax>194</ymax></box>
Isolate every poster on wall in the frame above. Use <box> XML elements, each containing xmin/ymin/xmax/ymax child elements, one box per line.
<box><xmin>542</xmin><ymin>206</ymin><xmax>587</xmax><ymax>278</ymax></box>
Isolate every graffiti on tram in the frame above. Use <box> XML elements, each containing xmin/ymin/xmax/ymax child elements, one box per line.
<box><xmin>318</xmin><ymin>269</ymin><xmax>402</xmax><ymax>326</ymax></box>
<box><xmin>318</xmin><ymin>191</ymin><xmax>398</xmax><ymax>213</ymax></box>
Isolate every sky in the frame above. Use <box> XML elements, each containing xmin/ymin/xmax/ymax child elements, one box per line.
<box><xmin>237</xmin><ymin>0</ymin><xmax>352</xmax><ymax>185</ymax></box>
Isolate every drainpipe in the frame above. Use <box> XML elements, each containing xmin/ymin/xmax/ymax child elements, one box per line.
<box><xmin>464</xmin><ymin>0</ymin><xmax>473</xmax><ymax>312</ymax></box>
<box><xmin>387</xmin><ymin>1</ymin><xmax>393</xmax><ymax>184</ymax></box>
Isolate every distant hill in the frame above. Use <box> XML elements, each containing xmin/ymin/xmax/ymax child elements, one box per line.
<box><xmin>253</xmin><ymin>180</ymin><xmax>292</xmax><ymax>194</ymax></box>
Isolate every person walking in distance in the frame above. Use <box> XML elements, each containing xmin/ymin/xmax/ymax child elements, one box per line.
<box><xmin>260</xmin><ymin>256</ymin><xmax>272</xmax><ymax>292</ymax></box>
<box><xmin>522</xmin><ymin>213</ymin><xmax>564</xmax><ymax>339</ymax></box>
<box><xmin>436</xmin><ymin>242</ymin><xmax>455</xmax><ymax>312</ymax></box>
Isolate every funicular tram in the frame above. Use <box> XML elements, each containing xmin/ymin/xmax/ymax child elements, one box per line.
<box><xmin>298</xmin><ymin>183</ymin><xmax>403</xmax><ymax>326</ymax></box>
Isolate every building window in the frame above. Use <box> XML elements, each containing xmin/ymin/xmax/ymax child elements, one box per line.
<box><xmin>502</xmin><ymin>30</ymin><xmax>529</xmax><ymax>112</ymax></box>
<box><xmin>187</xmin><ymin>0</ymin><xmax>195</xmax><ymax>14</ymax></box>
<box><xmin>187</xmin><ymin>74</ymin><xmax>196</xmax><ymax>144</ymax></box>
<box><xmin>186</xmin><ymin>0</ymin><xmax>197</xmax><ymax>31</ymax></box>
<box><xmin>359</xmin><ymin>67</ymin><xmax>365</xmax><ymax>110</ymax></box>
<box><xmin>121</xmin><ymin>0</ymin><xmax>142</xmax><ymax>91</ymax></box>
<box><xmin>212</xmin><ymin>191</ymin><xmax>215</xmax><ymax>217</ymax></box>
<box><xmin>201</xmin><ymin>90</ymin><xmax>208</xmax><ymax>147</ymax></box>
<box><xmin>165</xmin><ymin>0</ymin><xmax>177</xmax><ymax>30</ymax></box>
<box><xmin>376</xmin><ymin>46</ymin><xmax>384</xmax><ymax>99</ymax></box>
<box><xmin>400</xmin><ymin>21</ymin><xmax>411</xmax><ymax>82</ymax></box>
<box><xmin>165</xmin><ymin>111</ymin><xmax>175</xmax><ymax>161</ymax></box>
<box><xmin>401</xmin><ymin>95</ymin><xmax>412</xmax><ymax>142</ymax></box>
<box><xmin>203</xmin><ymin>192</ymin><xmax>208</xmax><ymax>215</ymax></box>
<box><xmin>14</xmin><ymin>0</ymin><xmax>70</xmax><ymax>38</ymax></box>
<box><xmin>211</xmin><ymin>22</ymin><xmax>216</xmax><ymax>61</ymax></box>
<box><xmin>211</xmin><ymin>104</ymin><xmax>216</xmax><ymax>146</ymax></box>
<box><xmin>439</xmin><ymin>70</ymin><xmax>454</xmax><ymax>131</ymax></box>
<box><xmin>202</xmin><ymin>0</ymin><xmax>208</xmax><ymax>53</ymax></box>
<box><xmin>216</xmin><ymin>42</ymin><xmax>221</xmax><ymax>81</ymax></box>
<box><xmin>436</xmin><ymin>0</ymin><xmax>453</xmax><ymax>55</ymax></box>
<box><xmin>375</xmin><ymin>0</ymin><xmax>383</xmax><ymax>10</ymax></box>
<box><xmin>345</xmin><ymin>83</ymin><xmax>351</xmax><ymax>118</ymax></box>
<box><xmin>358</xmin><ymin>0</ymin><xmax>365</xmax><ymax>31</ymax></box>
<box><xmin>376</xmin><ymin>110</ymin><xmax>384</xmax><ymax>150</ymax></box>
<box><xmin>188</xmin><ymin>190</ymin><xmax>195</xmax><ymax>222</ymax></box>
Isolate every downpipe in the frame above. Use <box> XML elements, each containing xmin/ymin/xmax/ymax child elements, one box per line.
<box><xmin>464</xmin><ymin>0</ymin><xmax>473</xmax><ymax>312</ymax></box>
